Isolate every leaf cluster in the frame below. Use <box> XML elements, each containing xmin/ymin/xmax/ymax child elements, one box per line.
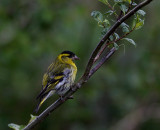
<box><xmin>91</xmin><ymin>0</ymin><xmax>146</xmax><ymax>49</ymax></box>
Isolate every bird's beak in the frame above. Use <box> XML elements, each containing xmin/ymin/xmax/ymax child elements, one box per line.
<box><xmin>73</xmin><ymin>55</ymin><xmax>80</xmax><ymax>60</ymax></box>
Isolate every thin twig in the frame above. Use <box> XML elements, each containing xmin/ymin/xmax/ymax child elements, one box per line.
<box><xmin>107</xmin><ymin>25</ymin><xmax>136</xmax><ymax>46</ymax></box>
<box><xmin>90</xmin><ymin>47</ymin><xmax>116</xmax><ymax>77</ymax></box>
<box><xmin>94</xmin><ymin>41</ymin><xmax>109</xmax><ymax>63</ymax></box>
<box><xmin>106</xmin><ymin>1</ymin><xmax>118</xmax><ymax>18</ymax></box>
<box><xmin>126</xmin><ymin>0</ymin><xmax>134</xmax><ymax>14</ymax></box>
<box><xmin>94</xmin><ymin>25</ymin><xmax>135</xmax><ymax>63</ymax></box>
<box><xmin>117</xmin><ymin>11</ymin><xmax>123</xmax><ymax>21</ymax></box>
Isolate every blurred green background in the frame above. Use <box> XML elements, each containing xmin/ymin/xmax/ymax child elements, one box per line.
<box><xmin>0</xmin><ymin>0</ymin><xmax>160</xmax><ymax>130</ymax></box>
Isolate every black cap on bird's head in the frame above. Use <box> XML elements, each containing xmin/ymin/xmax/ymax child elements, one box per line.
<box><xmin>61</xmin><ymin>51</ymin><xmax>79</xmax><ymax>60</ymax></box>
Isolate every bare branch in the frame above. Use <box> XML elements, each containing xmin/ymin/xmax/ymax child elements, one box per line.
<box><xmin>90</xmin><ymin>47</ymin><xmax>116</xmax><ymax>77</ymax></box>
<box><xmin>94</xmin><ymin>41</ymin><xmax>108</xmax><ymax>63</ymax></box>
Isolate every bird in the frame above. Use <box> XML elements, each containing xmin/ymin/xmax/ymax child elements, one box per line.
<box><xmin>35</xmin><ymin>51</ymin><xmax>79</xmax><ymax>113</ymax></box>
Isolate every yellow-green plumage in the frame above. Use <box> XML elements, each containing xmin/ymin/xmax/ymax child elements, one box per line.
<box><xmin>35</xmin><ymin>51</ymin><xmax>79</xmax><ymax>113</ymax></box>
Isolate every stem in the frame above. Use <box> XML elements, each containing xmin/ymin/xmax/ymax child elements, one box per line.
<box><xmin>107</xmin><ymin>25</ymin><xmax>136</xmax><ymax>46</ymax></box>
<box><xmin>94</xmin><ymin>41</ymin><xmax>109</xmax><ymax>63</ymax></box>
<box><xmin>106</xmin><ymin>1</ymin><xmax>118</xmax><ymax>18</ymax></box>
<box><xmin>126</xmin><ymin>0</ymin><xmax>134</xmax><ymax>14</ymax></box>
<box><xmin>90</xmin><ymin>47</ymin><xmax>116</xmax><ymax>77</ymax></box>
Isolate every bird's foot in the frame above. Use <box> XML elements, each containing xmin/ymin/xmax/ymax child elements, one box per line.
<box><xmin>60</xmin><ymin>96</ymin><xmax>65</xmax><ymax>102</ymax></box>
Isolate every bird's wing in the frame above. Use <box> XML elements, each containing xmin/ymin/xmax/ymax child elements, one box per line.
<box><xmin>36</xmin><ymin>72</ymin><xmax>64</xmax><ymax>99</ymax></box>
<box><xmin>36</xmin><ymin>63</ymin><xmax>69</xmax><ymax>100</ymax></box>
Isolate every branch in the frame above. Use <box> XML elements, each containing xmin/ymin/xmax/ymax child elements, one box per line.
<box><xmin>89</xmin><ymin>47</ymin><xmax>116</xmax><ymax>77</ymax></box>
<box><xmin>94</xmin><ymin>41</ymin><xmax>109</xmax><ymax>63</ymax></box>
<box><xmin>94</xmin><ymin>25</ymin><xmax>135</xmax><ymax>63</ymax></box>
<box><xmin>23</xmin><ymin>0</ymin><xmax>153</xmax><ymax>129</ymax></box>
<box><xmin>82</xmin><ymin>0</ymin><xmax>153</xmax><ymax>80</ymax></box>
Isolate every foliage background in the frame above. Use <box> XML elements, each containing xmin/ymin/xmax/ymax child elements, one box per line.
<box><xmin>0</xmin><ymin>0</ymin><xmax>160</xmax><ymax>130</ymax></box>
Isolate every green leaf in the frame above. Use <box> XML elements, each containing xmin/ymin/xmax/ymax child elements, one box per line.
<box><xmin>135</xmin><ymin>20</ymin><xmax>144</xmax><ymax>30</ymax></box>
<box><xmin>114</xmin><ymin>42</ymin><xmax>119</xmax><ymax>50</ymax></box>
<box><xmin>101</xmin><ymin>28</ymin><xmax>109</xmax><ymax>35</ymax></box>
<box><xmin>103</xmin><ymin>19</ymin><xmax>110</xmax><ymax>27</ymax></box>
<box><xmin>28</xmin><ymin>114</ymin><xmax>37</xmax><ymax>123</ymax></box>
<box><xmin>132</xmin><ymin>2</ymin><xmax>137</xmax><ymax>6</ymax></box>
<box><xmin>91</xmin><ymin>11</ymin><xmax>103</xmax><ymax>22</ymax></box>
<box><xmin>8</xmin><ymin>123</ymin><xmax>25</xmax><ymax>130</ymax></box>
<box><xmin>122</xmin><ymin>26</ymin><xmax>129</xmax><ymax>33</ymax></box>
<box><xmin>123</xmin><ymin>0</ymin><xmax>131</xmax><ymax>4</ymax></box>
<box><xmin>132</xmin><ymin>14</ymin><xmax>145</xmax><ymax>30</ymax></box>
<box><xmin>109</xmin><ymin>35</ymin><xmax>114</xmax><ymax>41</ymax></box>
<box><xmin>121</xmin><ymin>22</ymin><xmax>129</xmax><ymax>28</ymax></box>
<box><xmin>8</xmin><ymin>115</ymin><xmax>37</xmax><ymax>130</ymax></box>
<box><xmin>120</xmin><ymin>4</ymin><xmax>128</xmax><ymax>14</ymax></box>
<box><xmin>123</xmin><ymin>38</ymin><xmax>136</xmax><ymax>46</ymax></box>
<box><xmin>127</xmin><ymin>0</ymin><xmax>131</xmax><ymax>3</ymax></box>
<box><xmin>120</xmin><ymin>22</ymin><xmax>129</xmax><ymax>33</ymax></box>
<box><xmin>137</xmin><ymin>10</ymin><xmax>146</xmax><ymax>16</ymax></box>
<box><xmin>97</xmin><ymin>18</ymin><xmax>110</xmax><ymax>28</ymax></box>
<box><xmin>105</xmin><ymin>10</ymin><xmax>114</xmax><ymax>15</ymax></box>
<box><xmin>114</xmin><ymin>33</ymin><xmax>119</xmax><ymax>40</ymax></box>
<box><xmin>98</xmin><ymin>21</ymin><xmax>104</xmax><ymax>27</ymax></box>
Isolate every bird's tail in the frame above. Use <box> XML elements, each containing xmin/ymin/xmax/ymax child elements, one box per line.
<box><xmin>34</xmin><ymin>90</ymin><xmax>55</xmax><ymax>113</ymax></box>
